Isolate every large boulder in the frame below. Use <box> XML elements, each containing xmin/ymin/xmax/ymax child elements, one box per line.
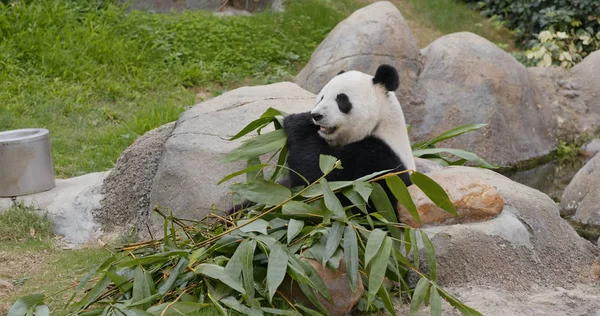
<box><xmin>149</xmin><ymin>82</ymin><xmax>315</xmax><ymax>225</ymax></box>
<box><xmin>96</xmin><ymin>122</ymin><xmax>175</xmax><ymax>234</ymax></box>
<box><xmin>409</xmin><ymin>33</ymin><xmax>556</xmax><ymax>166</ymax></box>
<box><xmin>418</xmin><ymin>167</ymin><xmax>597</xmax><ymax>290</ymax></box>
<box><xmin>295</xmin><ymin>1</ymin><xmax>422</xmax><ymax>108</ymax></box>
<box><xmin>560</xmin><ymin>154</ymin><xmax>600</xmax><ymax>225</ymax></box>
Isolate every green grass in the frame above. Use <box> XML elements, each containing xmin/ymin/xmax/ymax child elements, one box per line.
<box><xmin>0</xmin><ymin>0</ymin><xmax>346</xmax><ymax>177</ymax></box>
<box><xmin>0</xmin><ymin>204</ymin><xmax>53</xmax><ymax>241</ymax></box>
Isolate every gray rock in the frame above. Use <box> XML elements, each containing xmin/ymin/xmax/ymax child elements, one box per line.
<box><xmin>414</xmin><ymin>157</ymin><xmax>444</xmax><ymax>174</ymax></box>
<box><xmin>0</xmin><ymin>172</ymin><xmax>108</xmax><ymax>246</ymax></box>
<box><xmin>295</xmin><ymin>1</ymin><xmax>422</xmax><ymax>109</ymax></box>
<box><xmin>560</xmin><ymin>154</ymin><xmax>600</xmax><ymax>224</ymax></box>
<box><xmin>408</xmin><ymin>33</ymin><xmax>556</xmax><ymax>167</ymax></box>
<box><xmin>419</xmin><ymin>167</ymin><xmax>597</xmax><ymax>291</ymax></box>
<box><xmin>149</xmin><ymin>82</ymin><xmax>315</xmax><ymax>228</ymax></box>
<box><xmin>583</xmin><ymin>139</ymin><xmax>600</xmax><ymax>155</ymax></box>
<box><xmin>96</xmin><ymin>123</ymin><xmax>175</xmax><ymax>235</ymax></box>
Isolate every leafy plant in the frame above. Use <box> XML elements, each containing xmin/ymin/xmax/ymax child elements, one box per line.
<box><xmin>9</xmin><ymin>108</ymin><xmax>483</xmax><ymax>316</ymax></box>
<box><xmin>464</xmin><ymin>0</ymin><xmax>600</xmax><ymax>67</ymax></box>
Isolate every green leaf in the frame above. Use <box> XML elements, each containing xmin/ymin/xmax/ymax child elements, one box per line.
<box><xmin>341</xmin><ymin>188</ymin><xmax>368</xmax><ymax>214</ymax></box>
<box><xmin>8</xmin><ymin>294</ymin><xmax>45</xmax><ymax>316</ymax></box>
<box><xmin>261</xmin><ymin>307</ymin><xmax>301</xmax><ymax>316</ymax></box>
<box><xmin>238</xmin><ymin>218</ymin><xmax>270</xmax><ymax>235</ymax></box>
<box><xmin>343</xmin><ymin>225</ymin><xmax>359</xmax><ymax>291</ymax></box>
<box><xmin>246</xmin><ymin>157</ymin><xmax>264</xmax><ymax>182</ymax></box>
<box><xmin>353</xmin><ymin>182</ymin><xmax>373</xmax><ymax>202</ymax></box>
<box><xmin>411</xmin><ymin>148</ymin><xmax>496</xmax><ymax>169</ymax></box>
<box><xmin>421</xmin><ymin>231</ymin><xmax>437</xmax><ymax>282</ymax></box>
<box><xmin>370</xmin><ymin>183</ymin><xmax>402</xmax><ymax>240</ymax></box>
<box><xmin>368</xmin><ymin>236</ymin><xmax>392</xmax><ymax>301</ymax></box>
<box><xmin>287</xmin><ymin>219</ymin><xmax>304</xmax><ymax>244</ymax></box>
<box><xmin>295</xmin><ymin>304</ymin><xmax>326</xmax><ymax>316</ymax></box>
<box><xmin>410</xmin><ymin>172</ymin><xmax>458</xmax><ymax>216</ymax></box>
<box><xmin>220</xmin><ymin>297</ymin><xmax>263</xmax><ymax>316</ymax></box>
<box><xmin>116</xmin><ymin>250</ymin><xmax>189</xmax><ymax>268</ymax></box>
<box><xmin>105</xmin><ymin>270</ymin><xmax>133</xmax><ymax>294</ymax></box>
<box><xmin>409</xmin><ymin>278</ymin><xmax>429</xmax><ymax>316</ymax></box>
<box><xmin>437</xmin><ymin>287</ymin><xmax>483</xmax><ymax>316</ymax></box>
<box><xmin>218</xmin><ymin>164</ymin><xmax>268</xmax><ymax>185</ymax></box>
<box><xmin>364</xmin><ymin>229</ymin><xmax>387</xmax><ymax>267</ymax></box>
<box><xmin>241</xmin><ymin>239</ymin><xmax>257</xmax><ymax>302</ymax></box>
<box><xmin>321</xmin><ymin>179</ymin><xmax>347</xmax><ymax>220</ymax></box>
<box><xmin>267</xmin><ymin>242</ymin><xmax>289</xmax><ymax>303</ymax></box>
<box><xmin>70</xmin><ymin>275</ymin><xmax>112</xmax><ymax>311</ymax></box>
<box><xmin>301</xmin><ymin>181</ymin><xmax>353</xmax><ymax>198</ymax></box>
<box><xmin>34</xmin><ymin>305</ymin><xmax>50</xmax><ymax>316</ymax></box>
<box><xmin>378</xmin><ymin>284</ymin><xmax>397</xmax><ymax>316</ymax></box>
<box><xmin>282</xmin><ymin>201</ymin><xmax>325</xmax><ymax>218</ymax></box>
<box><xmin>319</xmin><ymin>155</ymin><xmax>339</xmax><ymax>174</ymax></box>
<box><xmin>158</xmin><ymin>258</ymin><xmax>189</xmax><ymax>295</ymax></box>
<box><xmin>386</xmin><ymin>176</ymin><xmax>420</xmax><ymax>225</ymax></box>
<box><xmin>148</xmin><ymin>302</ymin><xmax>211</xmax><ymax>316</ymax></box>
<box><xmin>229</xmin><ymin>107</ymin><xmax>284</xmax><ymax>141</ymax></box>
<box><xmin>412</xmin><ymin>124</ymin><xmax>487</xmax><ymax>149</ymax></box>
<box><xmin>207</xmin><ymin>292</ymin><xmax>227</xmax><ymax>316</ymax></box>
<box><xmin>231</xmin><ymin>180</ymin><xmax>291</xmax><ymax>206</ymax></box>
<box><xmin>132</xmin><ymin>266</ymin><xmax>155</xmax><ymax>310</ymax></box>
<box><xmin>430</xmin><ymin>286</ymin><xmax>442</xmax><ymax>316</ymax></box>
<box><xmin>222</xmin><ymin>129</ymin><xmax>287</xmax><ymax>163</ymax></box>
<box><xmin>195</xmin><ymin>264</ymin><xmax>246</xmax><ymax>294</ymax></box>
<box><xmin>409</xmin><ymin>228</ymin><xmax>420</xmax><ymax>270</ymax></box>
<box><xmin>323</xmin><ymin>221</ymin><xmax>344</xmax><ymax>265</ymax></box>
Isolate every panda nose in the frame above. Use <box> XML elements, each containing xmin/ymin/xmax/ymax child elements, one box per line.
<box><xmin>311</xmin><ymin>113</ymin><xmax>323</xmax><ymax>122</ymax></box>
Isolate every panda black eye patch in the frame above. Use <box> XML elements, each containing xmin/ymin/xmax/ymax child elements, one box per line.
<box><xmin>336</xmin><ymin>93</ymin><xmax>352</xmax><ymax>114</ymax></box>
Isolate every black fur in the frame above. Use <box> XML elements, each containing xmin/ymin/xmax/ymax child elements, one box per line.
<box><xmin>335</xmin><ymin>93</ymin><xmax>352</xmax><ymax>114</ymax></box>
<box><xmin>372</xmin><ymin>64</ymin><xmax>400</xmax><ymax>92</ymax></box>
<box><xmin>337</xmin><ymin>70</ymin><xmax>346</xmax><ymax>75</ymax></box>
<box><xmin>284</xmin><ymin>112</ymin><xmax>411</xmax><ymax>211</ymax></box>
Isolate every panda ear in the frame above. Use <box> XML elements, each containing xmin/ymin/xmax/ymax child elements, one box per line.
<box><xmin>372</xmin><ymin>64</ymin><xmax>399</xmax><ymax>92</ymax></box>
<box><xmin>337</xmin><ymin>70</ymin><xmax>345</xmax><ymax>75</ymax></box>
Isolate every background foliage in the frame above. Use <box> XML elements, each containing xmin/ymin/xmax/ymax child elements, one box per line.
<box><xmin>463</xmin><ymin>0</ymin><xmax>600</xmax><ymax>67</ymax></box>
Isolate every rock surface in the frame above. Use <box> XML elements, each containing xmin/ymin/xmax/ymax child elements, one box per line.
<box><xmin>397</xmin><ymin>168</ymin><xmax>504</xmax><ymax>227</ymax></box>
<box><xmin>409</xmin><ymin>33</ymin><xmax>556</xmax><ymax>166</ymax></box>
<box><xmin>295</xmin><ymin>1</ymin><xmax>422</xmax><ymax>109</ymax></box>
<box><xmin>96</xmin><ymin>123</ymin><xmax>175</xmax><ymax>234</ymax></box>
<box><xmin>418</xmin><ymin>167</ymin><xmax>597</xmax><ymax>290</ymax></box>
<box><xmin>560</xmin><ymin>154</ymin><xmax>600</xmax><ymax>225</ymax></box>
<box><xmin>149</xmin><ymin>82</ymin><xmax>315</xmax><ymax>228</ymax></box>
<box><xmin>0</xmin><ymin>172</ymin><xmax>108</xmax><ymax>246</ymax></box>
<box><xmin>583</xmin><ymin>139</ymin><xmax>600</xmax><ymax>155</ymax></box>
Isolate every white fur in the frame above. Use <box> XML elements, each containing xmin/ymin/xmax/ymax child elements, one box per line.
<box><xmin>311</xmin><ymin>70</ymin><xmax>416</xmax><ymax>171</ymax></box>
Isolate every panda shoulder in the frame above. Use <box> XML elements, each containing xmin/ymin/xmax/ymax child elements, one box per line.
<box><xmin>283</xmin><ymin>112</ymin><xmax>318</xmax><ymax>139</ymax></box>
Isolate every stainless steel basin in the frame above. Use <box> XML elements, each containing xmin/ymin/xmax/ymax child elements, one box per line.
<box><xmin>0</xmin><ymin>128</ymin><xmax>56</xmax><ymax>197</ymax></box>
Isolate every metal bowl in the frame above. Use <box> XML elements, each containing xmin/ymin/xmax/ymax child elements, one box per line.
<box><xmin>0</xmin><ymin>128</ymin><xmax>56</xmax><ymax>197</ymax></box>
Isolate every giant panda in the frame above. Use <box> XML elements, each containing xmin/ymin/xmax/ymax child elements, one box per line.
<box><xmin>228</xmin><ymin>64</ymin><xmax>414</xmax><ymax>214</ymax></box>
<box><xmin>282</xmin><ymin>64</ymin><xmax>415</xmax><ymax>210</ymax></box>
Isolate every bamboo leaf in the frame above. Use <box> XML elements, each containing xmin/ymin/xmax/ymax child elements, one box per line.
<box><xmin>261</xmin><ymin>307</ymin><xmax>301</xmax><ymax>316</ymax></box>
<box><xmin>218</xmin><ymin>164</ymin><xmax>269</xmax><ymax>185</ymax></box>
<box><xmin>343</xmin><ymin>225</ymin><xmax>359</xmax><ymax>291</ymax></box>
<box><xmin>301</xmin><ymin>181</ymin><xmax>353</xmax><ymax>198</ymax></box>
<box><xmin>229</xmin><ymin>107</ymin><xmax>284</xmax><ymax>141</ymax></box>
<box><xmin>282</xmin><ymin>201</ymin><xmax>325</xmax><ymax>218</ymax></box>
<box><xmin>437</xmin><ymin>287</ymin><xmax>483</xmax><ymax>316</ymax></box>
<box><xmin>241</xmin><ymin>239</ymin><xmax>257</xmax><ymax>302</ymax></box>
<box><xmin>410</xmin><ymin>172</ymin><xmax>457</xmax><ymax>216</ymax></box>
<box><xmin>238</xmin><ymin>219</ymin><xmax>270</xmax><ymax>235</ymax></box>
<box><xmin>412</xmin><ymin>124</ymin><xmax>487</xmax><ymax>149</ymax></box>
<box><xmin>221</xmin><ymin>297</ymin><xmax>263</xmax><ymax>316</ymax></box>
<box><xmin>132</xmin><ymin>267</ymin><xmax>155</xmax><ymax>310</ymax></box>
<box><xmin>378</xmin><ymin>284</ymin><xmax>397</xmax><ymax>316</ymax></box>
<box><xmin>370</xmin><ymin>183</ymin><xmax>402</xmax><ymax>240</ymax></box>
<box><xmin>105</xmin><ymin>270</ymin><xmax>133</xmax><ymax>294</ymax></box>
<box><xmin>8</xmin><ymin>294</ymin><xmax>45</xmax><ymax>316</ymax></box>
<box><xmin>368</xmin><ymin>236</ymin><xmax>392</xmax><ymax>301</ymax></box>
<box><xmin>409</xmin><ymin>278</ymin><xmax>430</xmax><ymax>316</ymax></box>
<box><xmin>246</xmin><ymin>157</ymin><xmax>264</xmax><ymax>182</ymax></box>
<box><xmin>267</xmin><ymin>243</ymin><xmax>289</xmax><ymax>303</ymax></box>
<box><xmin>231</xmin><ymin>180</ymin><xmax>291</xmax><ymax>206</ymax></box>
<box><xmin>409</xmin><ymin>228</ymin><xmax>420</xmax><ymax>270</ymax></box>
<box><xmin>364</xmin><ymin>229</ymin><xmax>387</xmax><ymax>267</ymax></box>
<box><xmin>386</xmin><ymin>176</ymin><xmax>421</xmax><ymax>225</ymax></box>
<box><xmin>323</xmin><ymin>221</ymin><xmax>344</xmax><ymax>265</ymax></box>
<box><xmin>430</xmin><ymin>286</ymin><xmax>442</xmax><ymax>316</ymax></box>
<box><xmin>421</xmin><ymin>231</ymin><xmax>437</xmax><ymax>281</ymax></box>
<box><xmin>319</xmin><ymin>155</ymin><xmax>339</xmax><ymax>174</ymax></box>
<box><xmin>353</xmin><ymin>182</ymin><xmax>373</xmax><ymax>202</ymax></box>
<box><xmin>321</xmin><ymin>179</ymin><xmax>347</xmax><ymax>220</ymax></box>
<box><xmin>295</xmin><ymin>304</ymin><xmax>326</xmax><ymax>316</ymax></box>
<box><xmin>342</xmin><ymin>188</ymin><xmax>368</xmax><ymax>214</ymax></box>
<box><xmin>287</xmin><ymin>219</ymin><xmax>304</xmax><ymax>244</ymax></box>
<box><xmin>158</xmin><ymin>258</ymin><xmax>189</xmax><ymax>295</ymax></box>
<box><xmin>412</xmin><ymin>148</ymin><xmax>496</xmax><ymax>169</ymax></box>
<box><xmin>195</xmin><ymin>264</ymin><xmax>246</xmax><ymax>294</ymax></box>
<box><xmin>223</xmin><ymin>129</ymin><xmax>287</xmax><ymax>163</ymax></box>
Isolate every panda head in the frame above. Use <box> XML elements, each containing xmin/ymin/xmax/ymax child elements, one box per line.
<box><xmin>310</xmin><ymin>64</ymin><xmax>400</xmax><ymax>146</ymax></box>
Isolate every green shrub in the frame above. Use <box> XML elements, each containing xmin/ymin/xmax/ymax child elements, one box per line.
<box><xmin>464</xmin><ymin>0</ymin><xmax>600</xmax><ymax>67</ymax></box>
